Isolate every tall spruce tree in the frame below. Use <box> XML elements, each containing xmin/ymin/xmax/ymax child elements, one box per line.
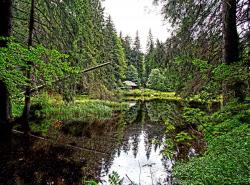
<box><xmin>145</xmin><ymin>29</ymin><xmax>155</xmax><ymax>79</ymax></box>
<box><xmin>131</xmin><ymin>31</ymin><xmax>144</xmax><ymax>85</ymax></box>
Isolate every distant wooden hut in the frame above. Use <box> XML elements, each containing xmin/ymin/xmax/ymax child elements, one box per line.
<box><xmin>123</xmin><ymin>80</ymin><xmax>138</xmax><ymax>89</ymax></box>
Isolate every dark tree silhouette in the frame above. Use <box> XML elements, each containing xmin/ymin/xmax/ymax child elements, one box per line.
<box><xmin>0</xmin><ymin>0</ymin><xmax>13</xmax><ymax>140</ymax></box>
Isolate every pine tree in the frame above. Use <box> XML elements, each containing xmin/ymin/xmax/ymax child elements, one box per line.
<box><xmin>131</xmin><ymin>31</ymin><xmax>144</xmax><ymax>86</ymax></box>
<box><xmin>126</xmin><ymin>65</ymin><xmax>140</xmax><ymax>85</ymax></box>
<box><xmin>146</xmin><ymin>29</ymin><xmax>154</xmax><ymax>54</ymax></box>
<box><xmin>145</xmin><ymin>29</ymin><xmax>155</xmax><ymax>79</ymax></box>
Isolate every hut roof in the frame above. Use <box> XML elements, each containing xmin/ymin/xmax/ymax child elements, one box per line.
<box><xmin>123</xmin><ymin>80</ymin><xmax>138</xmax><ymax>87</ymax></box>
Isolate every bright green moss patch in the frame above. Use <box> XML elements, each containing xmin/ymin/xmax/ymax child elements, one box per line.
<box><xmin>119</xmin><ymin>89</ymin><xmax>181</xmax><ymax>101</ymax></box>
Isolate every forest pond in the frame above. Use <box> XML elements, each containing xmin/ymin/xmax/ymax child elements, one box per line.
<box><xmin>0</xmin><ymin>100</ymin><xmax>205</xmax><ymax>185</ymax></box>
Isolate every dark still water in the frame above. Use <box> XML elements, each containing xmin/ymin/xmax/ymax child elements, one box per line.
<box><xmin>0</xmin><ymin>100</ymin><xmax>203</xmax><ymax>185</ymax></box>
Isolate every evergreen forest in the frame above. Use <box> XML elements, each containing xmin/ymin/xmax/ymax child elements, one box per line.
<box><xmin>0</xmin><ymin>0</ymin><xmax>249</xmax><ymax>184</ymax></box>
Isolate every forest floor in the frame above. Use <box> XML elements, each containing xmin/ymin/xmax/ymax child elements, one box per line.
<box><xmin>173</xmin><ymin>100</ymin><xmax>250</xmax><ymax>184</ymax></box>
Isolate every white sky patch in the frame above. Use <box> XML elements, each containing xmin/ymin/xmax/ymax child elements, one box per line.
<box><xmin>102</xmin><ymin>0</ymin><xmax>172</xmax><ymax>52</ymax></box>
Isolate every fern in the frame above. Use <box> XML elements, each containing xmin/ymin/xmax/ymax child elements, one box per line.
<box><xmin>108</xmin><ymin>171</ymin><xmax>124</xmax><ymax>185</ymax></box>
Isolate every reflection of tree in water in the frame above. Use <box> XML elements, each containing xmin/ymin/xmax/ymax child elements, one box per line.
<box><xmin>0</xmin><ymin>99</ymin><xmax>199</xmax><ymax>184</ymax></box>
<box><xmin>145</xmin><ymin>100</ymin><xmax>206</xmax><ymax>161</ymax></box>
<box><xmin>121</xmin><ymin>137</ymin><xmax>131</xmax><ymax>154</ymax></box>
<box><xmin>121</xmin><ymin>100</ymin><xmax>166</xmax><ymax>159</ymax></box>
<box><xmin>124</xmin><ymin>101</ymin><xmax>142</xmax><ymax>124</ymax></box>
<box><xmin>102</xmin><ymin>152</ymin><xmax>117</xmax><ymax>175</ymax></box>
<box><xmin>0</xmin><ymin>135</ymin><xmax>82</xmax><ymax>185</ymax></box>
<box><xmin>144</xmin><ymin>132</ymin><xmax>153</xmax><ymax>160</ymax></box>
<box><xmin>146</xmin><ymin>100</ymin><xmax>184</xmax><ymax>127</ymax></box>
<box><xmin>131</xmin><ymin>133</ymin><xmax>140</xmax><ymax>158</ymax></box>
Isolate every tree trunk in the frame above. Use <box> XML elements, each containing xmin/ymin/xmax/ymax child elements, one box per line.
<box><xmin>222</xmin><ymin>0</ymin><xmax>243</xmax><ymax>104</ymax></box>
<box><xmin>21</xmin><ymin>0</ymin><xmax>35</xmax><ymax>133</ymax></box>
<box><xmin>222</xmin><ymin>0</ymin><xmax>239</xmax><ymax>64</ymax></box>
<box><xmin>0</xmin><ymin>0</ymin><xmax>13</xmax><ymax>139</ymax></box>
<box><xmin>0</xmin><ymin>81</ymin><xmax>12</xmax><ymax>140</ymax></box>
<box><xmin>0</xmin><ymin>0</ymin><xmax>13</xmax><ymax>162</ymax></box>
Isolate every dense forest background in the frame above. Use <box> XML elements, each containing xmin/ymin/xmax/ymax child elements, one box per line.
<box><xmin>0</xmin><ymin>0</ymin><xmax>249</xmax><ymax>135</ymax></box>
<box><xmin>0</xmin><ymin>0</ymin><xmax>249</xmax><ymax>143</ymax></box>
<box><xmin>7</xmin><ymin>0</ymin><xmax>250</xmax><ymax>97</ymax></box>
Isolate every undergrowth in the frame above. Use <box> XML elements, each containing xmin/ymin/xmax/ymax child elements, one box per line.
<box><xmin>13</xmin><ymin>93</ymin><xmax>128</xmax><ymax>135</ymax></box>
<box><xmin>173</xmin><ymin>101</ymin><xmax>250</xmax><ymax>185</ymax></box>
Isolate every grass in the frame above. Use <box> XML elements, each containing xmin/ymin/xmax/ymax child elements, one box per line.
<box><xmin>75</xmin><ymin>95</ymin><xmax>129</xmax><ymax>110</ymax></box>
<box><xmin>173</xmin><ymin>101</ymin><xmax>250</xmax><ymax>185</ymax></box>
<box><xmin>13</xmin><ymin>93</ymin><xmax>129</xmax><ymax>135</ymax></box>
<box><xmin>119</xmin><ymin>88</ymin><xmax>182</xmax><ymax>101</ymax></box>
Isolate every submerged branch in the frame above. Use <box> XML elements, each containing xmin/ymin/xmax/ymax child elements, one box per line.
<box><xmin>12</xmin><ymin>129</ymin><xmax>108</xmax><ymax>155</ymax></box>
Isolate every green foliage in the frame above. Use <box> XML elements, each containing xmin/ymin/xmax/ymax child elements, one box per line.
<box><xmin>152</xmin><ymin>0</ymin><xmax>248</xmax><ymax>100</ymax></box>
<box><xmin>28</xmin><ymin>93</ymin><xmax>128</xmax><ymax>134</ymax></box>
<box><xmin>88</xmin><ymin>83</ymin><xmax>116</xmax><ymax>100</ymax></box>
<box><xmin>121</xmin><ymin>32</ymin><xmax>144</xmax><ymax>85</ymax></box>
<box><xmin>108</xmin><ymin>171</ymin><xmax>124</xmax><ymax>185</ymax></box>
<box><xmin>163</xmin><ymin>138</ymin><xmax>176</xmax><ymax>159</ymax></box>
<box><xmin>212</xmin><ymin>62</ymin><xmax>249</xmax><ymax>82</ymax></box>
<box><xmin>175</xmin><ymin>131</ymin><xmax>193</xmax><ymax>143</ymax></box>
<box><xmin>125</xmin><ymin>65</ymin><xmax>140</xmax><ymax>85</ymax></box>
<box><xmin>147</xmin><ymin>68</ymin><xmax>165</xmax><ymax>91</ymax></box>
<box><xmin>0</xmin><ymin>39</ymin><xmax>27</xmax><ymax>93</ymax></box>
<box><xmin>164</xmin><ymin>120</ymin><xmax>176</xmax><ymax>132</ymax></box>
<box><xmin>173</xmin><ymin>102</ymin><xmax>250</xmax><ymax>185</ymax></box>
<box><xmin>192</xmin><ymin>59</ymin><xmax>212</xmax><ymax>73</ymax></box>
<box><xmin>114</xmin><ymin>35</ymin><xmax>127</xmax><ymax>81</ymax></box>
<box><xmin>14</xmin><ymin>0</ymin><xmax>128</xmax><ymax>96</ymax></box>
<box><xmin>12</xmin><ymin>98</ymin><xmax>24</xmax><ymax>117</ymax></box>
<box><xmin>82</xmin><ymin>171</ymin><xmax>125</xmax><ymax>185</ymax></box>
<box><xmin>146</xmin><ymin>67</ymin><xmax>182</xmax><ymax>92</ymax></box>
<box><xmin>0</xmin><ymin>38</ymin><xmax>72</xmax><ymax>94</ymax></box>
<box><xmin>84</xmin><ymin>180</ymin><xmax>98</xmax><ymax>185</ymax></box>
<box><xmin>182</xmin><ymin>107</ymin><xmax>207</xmax><ymax>125</ymax></box>
<box><xmin>102</xmin><ymin>17</ymin><xmax>127</xmax><ymax>89</ymax></box>
<box><xmin>82</xmin><ymin>177</ymin><xmax>98</xmax><ymax>185</ymax></box>
<box><xmin>120</xmin><ymin>89</ymin><xmax>180</xmax><ymax>101</ymax></box>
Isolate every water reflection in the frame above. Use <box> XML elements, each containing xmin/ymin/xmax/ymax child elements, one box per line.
<box><xmin>99</xmin><ymin>101</ymin><xmax>174</xmax><ymax>184</ymax></box>
<box><xmin>0</xmin><ymin>134</ymin><xmax>82</xmax><ymax>185</ymax></box>
<box><xmin>54</xmin><ymin>100</ymin><xmax>176</xmax><ymax>183</ymax></box>
<box><xmin>0</xmin><ymin>99</ymin><xmax>204</xmax><ymax>185</ymax></box>
<box><xmin>100</xmin><ymin>132</ymin><xmax>173</xmax><ymax>185</ymax></box>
